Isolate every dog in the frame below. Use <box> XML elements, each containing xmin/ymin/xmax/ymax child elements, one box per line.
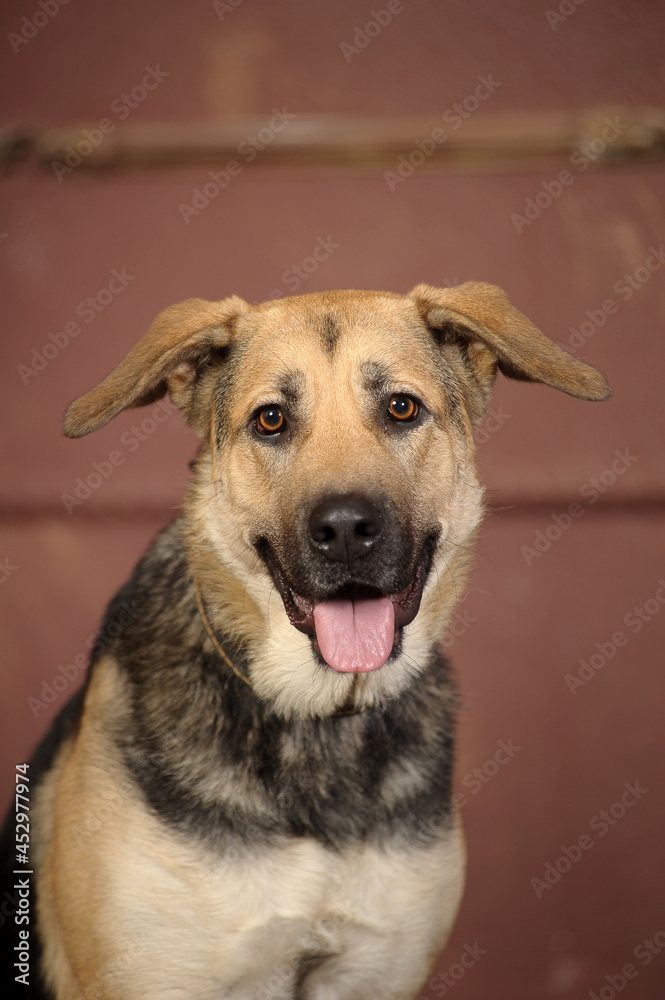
<box><xmin>1</xmin><ymin>282</ymin><xmax>608</xmax><ymax>999</ymax></box>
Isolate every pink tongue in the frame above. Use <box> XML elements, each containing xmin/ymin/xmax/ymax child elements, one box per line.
<box><xmin>313</xmin><ymin>597</ymin><xmax>395</xmax><ymax>673</ymax></box>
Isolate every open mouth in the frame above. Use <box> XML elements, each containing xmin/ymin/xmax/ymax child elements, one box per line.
<box><xmin>260</xmin><ymin>543</ymin><xmax>434</xmax><ymax>674</ymax></box>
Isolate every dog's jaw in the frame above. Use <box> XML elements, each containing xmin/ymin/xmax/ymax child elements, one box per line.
<box><xmin>192</xmin><ymin>529</ymin><xmax>474</xmax><ymax>720</ymax></box>
<box><xmin>251</xmin><ymin>540</ymin><xmax>474</xmax><ymax>718</ymax></box>
<box><xmin>257</xmin><ymin>536</ymin><xmax>436</xmax><ymax>674</ymax></box>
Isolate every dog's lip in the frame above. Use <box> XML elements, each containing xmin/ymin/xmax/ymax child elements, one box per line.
<box><xmin>262</xmin><ymin>543</ymin><xmax>432</xmax><ymax>639</ymax></box>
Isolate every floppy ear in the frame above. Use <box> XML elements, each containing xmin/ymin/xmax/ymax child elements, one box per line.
<box><xmin>64</xmin><ymin>295</ymin><xmax>250</xmax><ymax>438</ymax></box>
<box><xmin>409</xmin><ymin>281</ymin><xmax>609</xmax><ymax>420</ymax></box>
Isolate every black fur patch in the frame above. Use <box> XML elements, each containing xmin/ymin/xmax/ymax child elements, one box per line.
<box><xmin>275</xmin><ymin>369</ymin><xmax>305</xmax><ymax>410</ymax></box>
<box><xmin>360</xmin><ymin>360</ymin><xmax>392</xmax><ymax>403</ymax></box>
<box><xmin>320</xmin><ymin>315</ymin><xmax>339</xmax><ymax>356</ymax></box>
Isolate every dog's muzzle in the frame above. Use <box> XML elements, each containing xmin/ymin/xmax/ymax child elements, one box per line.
<box><xmin>259</xmin><ymin>495</ymin><xmax>438</xmax><ymax>675</ymax></box>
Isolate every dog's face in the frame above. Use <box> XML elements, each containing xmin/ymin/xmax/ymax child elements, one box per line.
<box><xmin>203</xmin><ymin>291</ymin><xmax>483</xmax><ymax>676</ymax></box>
<box><xmin>64</xmin><ymin>283</ymin><xmax>608</xmax><ymax>715</ymax></box>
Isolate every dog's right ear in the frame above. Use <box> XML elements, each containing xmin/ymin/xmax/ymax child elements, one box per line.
<box><xmin>64</xmin><ymin>296</ymin><xmax>251</xmax><ymax>438</ymax></box>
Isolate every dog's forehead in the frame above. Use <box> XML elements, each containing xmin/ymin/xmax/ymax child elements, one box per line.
<box><xmin>232</xmin><ymin>290</ymin><xmax>436</xmax><ymax>381</ymax></box>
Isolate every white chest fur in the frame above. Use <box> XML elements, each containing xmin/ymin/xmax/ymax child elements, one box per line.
<box><xmin>40</xmin><ymin>757</ymin><xmax>464</xmax><ymax>999</ymax></box>
<box><xmin>102</xmin><ymin>814</ymin><xmax>464</xmax><ymax>999</ymax></box>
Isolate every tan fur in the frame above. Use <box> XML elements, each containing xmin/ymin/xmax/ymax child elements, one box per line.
<box><xmin>63</xmin><ymin>295</ymin><xmax>250</xmax><ymax>437</ymax></box>
<box><xmin>410</xmin><ymin>281</ymin><xmax>609</xmax><ymax>402</ymax></box>
<box><xmin>33</xmin><ymin>283</ymin><xmax>609</xmax><ymax>998</ymax></box>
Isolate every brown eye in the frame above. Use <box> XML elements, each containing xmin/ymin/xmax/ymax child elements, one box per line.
<box><xmin>388</xmin><ymin>395</ymin><xmax>418</xmax><ymax>421</ymax></box>
<box><xmin>256</xmin><ymin>406</ymin><xmax>285</xmax><ymax>434</ymax></box>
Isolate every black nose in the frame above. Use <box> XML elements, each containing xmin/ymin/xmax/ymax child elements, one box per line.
<box><xmin>308</xmin><ymin>497</ymin><xmax>384</xmax><ymax>564</ymax></box>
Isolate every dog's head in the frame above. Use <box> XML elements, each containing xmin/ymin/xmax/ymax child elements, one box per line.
<box><xmin>65</xmin><ymin>283</ymin><xmax>608</xmax><ymax>716</ymax></box>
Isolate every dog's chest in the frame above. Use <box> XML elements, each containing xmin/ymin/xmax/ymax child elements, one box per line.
<box><xmin>105</xmin><ymin>811</ymin><xmax>464</xmax><ymax>998</ymax></box>
<box><xmin>38</xmin><ymin>712</ymin><xmax>463</xmax><ymax>999</ymax></box>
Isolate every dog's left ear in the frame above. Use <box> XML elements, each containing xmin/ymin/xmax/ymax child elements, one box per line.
<box><xmin>64</xmin><ymin>295</ymin><xmax>251</xmax><ymax>438</ymax></box>
<box><xmin>409</xmin><ymin>281</ymin><xmax>609</xmax><ymax>419</ymax></box>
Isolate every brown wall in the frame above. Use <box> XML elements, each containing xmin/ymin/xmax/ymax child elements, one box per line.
<box><xmin>1</xmin><ymin>1</ymin><xmax>664</xmax><ymax>996</ymax></box>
